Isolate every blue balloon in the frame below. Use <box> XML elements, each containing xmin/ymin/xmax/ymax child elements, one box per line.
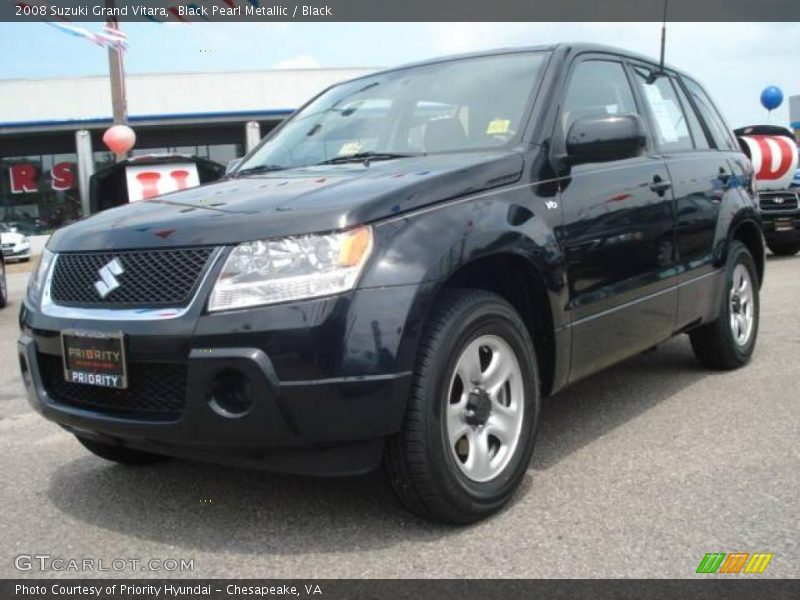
<box><xmin>760</xmin><ymin>86</ymin><xmax>783</xmax><ymax>111</ymax></box>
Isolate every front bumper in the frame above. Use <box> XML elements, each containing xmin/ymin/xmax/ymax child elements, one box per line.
<box><xmin>2</xmin><ymin>244</ymin><xmax>31</xmax><ymax>260</ymax></box>
<box><xmin>18</xmin><ymin>282</ymin><xmax>429</xmax><ymax>475</ymax></box>
<box><xmin>760</xmin><ymin>211</ymin><xmax>800</xmax><ymax>243</ymax></box>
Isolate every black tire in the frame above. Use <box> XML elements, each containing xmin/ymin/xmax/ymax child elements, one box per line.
<box><xmin>689</xmin><ymin>240</ymin><xmax>759</xmax><ymax>370</ymax></box>
<box><xmin>76</xmin><ymin>436</ymin><xmax>168</xmax><ymax>466</ymax></box>
<box><xmin>385</xmin><ymin>289</ymin><xmax>540</xmax><ymax>524</ymax></box>
<box><xmin>767</xmin><ymin>241</ymin><xmax>800</xmax><ymax>256</ymax></box>
<box><xmin>0</xmin><ymin>258</ymin><xmax>7</xmax><ymax>309</ymax></box>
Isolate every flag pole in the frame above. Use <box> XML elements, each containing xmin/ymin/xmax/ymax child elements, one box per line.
<box><xmin>105</xmin><ymin>0</ymin><xmax>128</xmax><ymax>161</ymax></box>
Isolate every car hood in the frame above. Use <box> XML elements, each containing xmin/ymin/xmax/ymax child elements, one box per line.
<box><xmin>49</xmin><ymin>151</ymin><xmax>524</xmax><ymax>252</ymax></box>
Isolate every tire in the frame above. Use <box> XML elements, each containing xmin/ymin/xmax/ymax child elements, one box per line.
<box><xmin>76</xmin><ymin>436</ymin><xmax>168</xmax><ymax>466</ymax></box>
<box><xmin>385</xmin><ymin>289</ymin><xmax>540</xmax><ymax>524</ymax></box>
<box><xmin>767</xmin><ymin>241</ymin><xmax>800</xmax><ymax>256</ymax></box>
<box><xmin>0</xmin><ymin>258</ymin><xmax>7</xmax><ymax>309</ymax></box>
<box><xmin>689</xmin><ymin>240</ymin><xmax>759</xmax><ymax>370</ymax></box>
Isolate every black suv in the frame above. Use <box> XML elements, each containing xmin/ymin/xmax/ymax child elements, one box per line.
<box><xmin>19</xmin><ymin>44</ymin><xmax>763</xmax><ymax>523</ymax></box>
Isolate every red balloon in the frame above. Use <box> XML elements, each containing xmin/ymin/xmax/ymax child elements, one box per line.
<box><xmin>102</xmin><ymin>125</ymin><xmax>136</xmax><ymax>154</ymax></box>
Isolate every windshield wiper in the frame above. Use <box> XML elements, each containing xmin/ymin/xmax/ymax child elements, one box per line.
<box><xmin>232</xmin><ymin>164</ymin><xmax>287</xmax><ymax>177</ymax></box>
<box><xmin>316</xmin><ymin>152</ymin><xmax>423</xmax><ymax>166</ymax></box>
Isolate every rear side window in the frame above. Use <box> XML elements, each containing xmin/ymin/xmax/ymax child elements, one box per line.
<box><xmin>632</xmin><ymin>68</ymin><xmax>692</xmax><ymax>152</ymax></box>
<box><xmin>562</xmin><ymin>60</ymin><xmax>639</xmax><ymax>135</ymax></box>
<box><xmin>682</xmin><ymin>78</ymin><xmax>738</xmax><ymax>151</ymax></box>
<box><xmin>671</xmin><ymin>76</ymin><xmax>710</xmax><ymax>150</ymax></box>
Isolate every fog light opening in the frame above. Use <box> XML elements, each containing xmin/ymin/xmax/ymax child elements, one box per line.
<box><xmin>208</xmin><ymin>368</ymin><xmax>253</xmax><ymax>418</ymax></box>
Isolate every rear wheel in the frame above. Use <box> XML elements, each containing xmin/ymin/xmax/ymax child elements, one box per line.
<box><xmin>767</xmin><ymin>241</ymin><xmax>800</xmax><ymax>256</ymax></box>
<box><xmin>385</xmin><ymin>289</ymin><xmax>539</xmax><ymax>524</ymax></box>
<box><xmin>689</xmin><ymin>241</ymin><xmax>759</xmax><ymax>369</ymax></box>
<box><xmin>76</xmin><ymin>436</ymin><xmax>168</xmax><ymax>466</ymax></box>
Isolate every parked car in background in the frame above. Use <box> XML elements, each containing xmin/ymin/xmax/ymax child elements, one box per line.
<box><xmin>735</xmin><ymin>125</ymin><xmax>800</xmax><ymax>256</ymax></box>
<box><xmin>19</xmin><ymin>44</ymin><xmax>764</xmax><ymax>523</ymax></box>
<box><xmin>1</xmin><ymin>222</ymin><xmax>31</xmax><ymax>262</ymax></box>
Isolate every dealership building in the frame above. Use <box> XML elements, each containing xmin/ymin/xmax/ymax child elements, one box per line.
<box><xmin>0</xmin><ymin>66</ymin><xmax>371</xmax><ymax>235</ymax></box>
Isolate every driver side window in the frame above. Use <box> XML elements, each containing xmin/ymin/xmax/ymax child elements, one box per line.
<box><xmin>562</xmin><ymin>60</ymin><xmax>639</xmax><ymax>136</ymax></box>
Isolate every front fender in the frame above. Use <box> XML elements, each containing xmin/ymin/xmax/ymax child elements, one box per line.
<box><xmin>356</xmin><ymin>182</ymin><xmax>566</xmax><ymax>375</ymax></box>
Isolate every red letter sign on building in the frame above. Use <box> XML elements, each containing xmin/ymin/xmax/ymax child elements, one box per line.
<box><xmin>51</xmin><ymin>162</ymin><xmax>75</xmax><ymax>191</ymax></box>
<box><xmin>9</xmin><ymin>164</ymin><xmax>38</xmax><ymax>193</ymax></box>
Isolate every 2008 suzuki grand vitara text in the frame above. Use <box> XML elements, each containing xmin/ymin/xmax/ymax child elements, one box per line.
<box><xmin>19</xmin><ymin>44</ymin><xmax>764</xmax><ymax>523</ymax></box>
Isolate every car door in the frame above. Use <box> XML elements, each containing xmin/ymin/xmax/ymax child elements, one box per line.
<box><xmin>668</xmin><ymin>75</ymin><xmax>746</xmax><ymax>328</ymax></box>
<box><xmin>556</xmin><ymin>57</ymin><xmax>678</xmax><ymax>382</ymax></box>
<box><xmin>627</xmin><ymin>66</ymin><xmax>726</xmax><ymax>330</ymax></box>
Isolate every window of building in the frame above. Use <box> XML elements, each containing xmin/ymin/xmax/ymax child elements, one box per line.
<box><xmin>1</xmin><ymin>153</ymin><xmax>81</xmax><ymax>234</ymax></box>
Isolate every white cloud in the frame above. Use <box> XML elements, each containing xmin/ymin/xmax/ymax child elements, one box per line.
<box><xmin>273</xmin><ymin>54</ymin><xmax>321</xmax><ymax>69</ymax></box>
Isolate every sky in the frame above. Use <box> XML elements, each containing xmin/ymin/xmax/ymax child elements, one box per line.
<box><xmin>0</xmin><ymin>21</ymin><xmax>797</xmax><ymax>128</ymax></box>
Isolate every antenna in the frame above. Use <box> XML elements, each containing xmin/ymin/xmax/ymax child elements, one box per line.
<box><xmin>658</xmin><ymin>0</ymin><xmax>668</xmax><ymax>72</ymax></box>
<box><xmin>647</xmin><ymin>0</ymin><xmax>668</xmax><ymax>83</ymax></box>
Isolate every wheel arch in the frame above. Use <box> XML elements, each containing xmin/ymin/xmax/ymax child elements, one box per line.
<box><xmin>429</xmin><ymin>252</ymin><xmax>558</xmax><ymax>398</ymax></box>
<box><xmin>730</xmin><ymin>218</ymin><xmax>765</xmax><ymax>287</ymax></box>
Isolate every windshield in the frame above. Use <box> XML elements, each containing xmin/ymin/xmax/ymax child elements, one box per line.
<box><xmin>237</xmin><ymin>52</ymin><xmax>548</xmax><ymax>172</ymax></box>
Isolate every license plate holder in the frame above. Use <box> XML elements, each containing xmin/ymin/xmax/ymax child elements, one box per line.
<box><xmin>61</xmin><ymin>330</ymin><xmax>128</xmax><ymax>389</ymax></box>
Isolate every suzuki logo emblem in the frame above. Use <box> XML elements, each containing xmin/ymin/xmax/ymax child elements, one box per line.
<box><xmin>94</xmin><ymin>258</ymin><xmax>124</xmax><ymax>299</ymax></box>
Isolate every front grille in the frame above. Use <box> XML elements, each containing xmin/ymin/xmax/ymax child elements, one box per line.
<box><xmin>50</xmin><ymin>247</ymin><xmax>214</xmax><ymax>307</ymax></box>
<box><xmin>38</xmin><ymin>353</ymin><xmax>188</xmax><ymax>419</ymax></box>
<box><xmin>759</xmin><ymin>191</ymin><xmax>799</xmax><ymax>211</ymax></box>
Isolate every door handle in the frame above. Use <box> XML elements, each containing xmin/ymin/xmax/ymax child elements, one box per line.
<box><xmin>650</xmin><ymin>176</ymin><xmax>672</xmax><ymax>195</ymax></box>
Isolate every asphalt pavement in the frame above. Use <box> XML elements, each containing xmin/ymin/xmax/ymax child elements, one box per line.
<box><xmin>1</xmin><ymin>256</ymin><xmax>798</xmax><ymax>578</ymax></box>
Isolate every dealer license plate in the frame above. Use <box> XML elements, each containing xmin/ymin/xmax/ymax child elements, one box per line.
<box><xmin>775</xmin><ymin>220</ymin><xmax>794</xmax><ymax>232</ymax></box>
<box><xmin>61</xmin><ymin>330</ymin><xmax>128</xmax><ymax>389</ymax></box>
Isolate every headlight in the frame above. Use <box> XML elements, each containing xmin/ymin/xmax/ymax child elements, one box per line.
<box><xmin>26</xmin><ymin>248</ymin><xmax>55</xmax><ymax>308</ymax></box>
<box><xmin>208</xmin><ymin>226</ymin><xmax>373</xmax><ymax>312</ymax></box>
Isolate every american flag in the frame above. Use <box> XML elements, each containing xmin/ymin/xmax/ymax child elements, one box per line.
<box><xmin>96</xmin><ymin>23</ymin><xmax>129</xmax><ymax>50</ymax></box>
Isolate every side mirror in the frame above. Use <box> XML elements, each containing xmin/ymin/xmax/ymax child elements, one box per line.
<box><xmin>225</xmin><ymin>158</ymin><xmax>242</xmax><ymax>175</ymax></box>
<box><xmin>566</xmin><ymin>114</ymin><xmax>646</xmax><ymax>164</ymax></box>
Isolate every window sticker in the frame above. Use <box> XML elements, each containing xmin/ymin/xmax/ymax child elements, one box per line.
<box><xmin>338</xmin><ymin>141</ymin><xmax>363</xmax><ymax>156</ymax></box>
<box><xmin>642</xmin><ymin>84</ymin><xmax>681</xmax><ymax>143</ymax></box>
<box><xmin>486</xmin><ymin>119</ymin><xmax>511</xmax><ymax>135</ymax></box>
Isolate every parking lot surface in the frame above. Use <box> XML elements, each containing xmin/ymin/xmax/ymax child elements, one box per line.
<box><xmin>1</xmin><ymin>256</ymin><xmax>798</xmax><ymax>578</ymax></box>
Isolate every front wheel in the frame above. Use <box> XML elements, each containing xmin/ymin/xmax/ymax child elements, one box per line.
<box><xmin>689</xmin><ymin>240</ymin><xmax>759</xmax><ymax>370</ymax></box>
<box><xmin>385</xmin><ymin>289</ymin><xmax>539</xmax><ymax>524</ymax></box>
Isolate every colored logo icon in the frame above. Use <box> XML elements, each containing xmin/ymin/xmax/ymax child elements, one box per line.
<box><xmin>696</xmin><ymin>552</ymin><xmax>773</xmax><ymax>574</ymax></box>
